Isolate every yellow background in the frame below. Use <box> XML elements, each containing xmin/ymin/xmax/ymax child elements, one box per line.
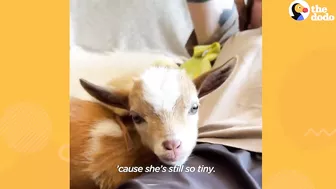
<box><xmin>0</xmin><ymin>0</ymin><xmax>335</xmax><ymax>188</ymax></box>
<box><xmin>264</xmin><ymin>0</ymin><xmax>336</xmax><ymax>188</ymax></box>
<box><xmin>0</xmin><ymin>0</ymin><xmax>69</xmax><ymax>188</ymax></box>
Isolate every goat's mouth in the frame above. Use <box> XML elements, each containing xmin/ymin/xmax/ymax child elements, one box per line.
<box><xmin>153</xmin><ymin>139</ymin><xmax>196</xmax><ymax>166</ymax></box>
<box><xmin>158</xmin><ymin>152</ymin><xmax>190</xmax><ymax>166</ymax></box>
<box><xmin>160</xmin><ymin>157</ymin><xmax>188</xmax><ymax>166</ymax></box>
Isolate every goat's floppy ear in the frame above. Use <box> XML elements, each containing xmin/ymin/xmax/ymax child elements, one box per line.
<box><xmin>193</xmin><ymin>56</ymin><xmax>237</xmax><ymax>98</ymax></box>
<box><xmin>79</xmin><ymin>79</ymin><xmax>129</xmax><ymax>110</ymax></box>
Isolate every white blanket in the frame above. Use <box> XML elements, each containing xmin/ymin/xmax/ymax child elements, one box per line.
<box><xmin>70</xmin><ymin>0</ymin><xmax>193</xmax><ymax>59</ymax></box>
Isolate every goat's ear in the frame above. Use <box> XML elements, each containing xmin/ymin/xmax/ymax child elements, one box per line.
<box><xmin>193</xmin><ymin>56</ymin><xmax>237</xmax><ymax>99</ymax></box>
<box><xmin>79</xmin><ymin>79</ymin><xmax>129</xmax><ymax>110</ymax></box>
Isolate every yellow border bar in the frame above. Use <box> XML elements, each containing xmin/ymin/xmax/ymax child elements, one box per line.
<box><xmin>0</xmin><ymin>0</ymin><xmax>69</xmax><ymax>188</ymax></box>
<box><xmin>264</xmin><ymin>0</ymin><xmax>336</xmax><ymax>188</ymax></box>
<box><xmin>1</xmin><ymin>0</ymin><xmax>336</xmax><ymax>188</ymax></box>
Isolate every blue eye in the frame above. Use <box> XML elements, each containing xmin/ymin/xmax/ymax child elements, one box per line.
<box><xmin>189</xmin><ymin>104</ymin><xmax>199</xmax><ymax>115</ymax></box>
<box><xmin>130</xmin><ymin>112</ymin><xmax>145</xmax><ymax>124</ymax></box>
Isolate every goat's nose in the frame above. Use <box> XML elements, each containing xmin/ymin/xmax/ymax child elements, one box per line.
<box><xmin>162</xmin><ymin>140</ymin><xmax>181</xmax><ymax>150</ymax></box>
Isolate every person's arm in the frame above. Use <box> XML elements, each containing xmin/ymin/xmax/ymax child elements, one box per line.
<box><xmin>186</xmin><ymin>0</ymin><xmax>239</xmax><ymax>45</ymax></box>
<box><xmin>247</xmin><ymin>0</ymin><xmax>262</xmax><ymax>29</ymax></box>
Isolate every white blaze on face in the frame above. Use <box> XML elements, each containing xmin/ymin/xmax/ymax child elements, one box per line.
<box><xmin>140</xmin><ymin>67</ymin><xmax>182</xmax><ymax>113</ymax></box>
<box><xmin>136</xmin><ymin>67</ymin><xmax>199</xmax><ymax>165</ymax></box>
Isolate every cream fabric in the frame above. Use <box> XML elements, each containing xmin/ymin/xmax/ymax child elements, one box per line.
<box><xmin>70</xmin><ymin>0</ymin><xmax>193</xmax><ymax>60</ymax></box>
<box><xmin>197</xmin><ymin>28</ymin><xmax>262</xmax><ymax>153</ymax></box>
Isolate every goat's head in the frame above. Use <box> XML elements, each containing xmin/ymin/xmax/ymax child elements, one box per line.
<box><xmin>79</xmin><ymin>57</ymin><xmax>236</xmax><ymax>166</ymax></box>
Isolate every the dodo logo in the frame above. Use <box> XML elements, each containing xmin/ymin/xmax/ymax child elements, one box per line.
<box><xmin>289</xmin><ymin>0</ymin><xmax>310</xmax><ymax>21</ymax></box>
<box><xmin>289</xmin><ymin>0</ymin><xmax>335</xmax><ymax>21</ymax></box>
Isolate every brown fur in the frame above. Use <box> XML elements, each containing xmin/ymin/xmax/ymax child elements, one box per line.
<box><xmin>70</xmin><ymin>97</ymin><xmax>158</xmax><ymax>189</ymax></box>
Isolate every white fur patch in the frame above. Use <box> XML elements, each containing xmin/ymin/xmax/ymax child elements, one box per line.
<box><xmin>140</xmin><ymin>67</ymin><xmax>182</xmax><ymax>112</ymax></box>
<box><xmin>90</xmin><ymin>119</ymin><xmax>123</xmax><ymax>138</ymax></box>
<box><xmin>86</xmin><ymin>119</ymin><xmax>123</xmax><ymax>160</ymax></box>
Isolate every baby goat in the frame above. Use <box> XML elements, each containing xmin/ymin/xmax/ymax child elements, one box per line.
<box><xmin>70</xmin><ymin>58</ymin><xmax>236</xmax><ymax>189</ymax></box>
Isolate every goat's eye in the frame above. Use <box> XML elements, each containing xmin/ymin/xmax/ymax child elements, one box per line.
<box><xmin>189</xmin><ymin>104</ymin><xmax>199</xmax><ymax>115</ymax></box>
<box><xmin>131</xmin><ymin>114</ymin><xmax>145</xmax><ymax>124</ymax></box>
